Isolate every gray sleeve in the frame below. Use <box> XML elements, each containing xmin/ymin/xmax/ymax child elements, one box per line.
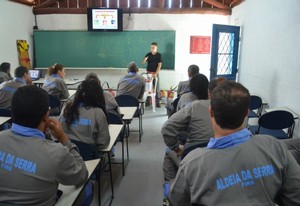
<box><xmin>282</xmin><ymin>139</ymin><xmax>300</xmax><ymax>164</ymax></box>
<box><xmin>168</xmin><ymin>164</ymin><xmax>191</xmax><ymax>206</ymax></box>
<box><xmin>56</xmin><ymin>140</ymin><xmax>88</xmax><ymax>186</ymax></box>
<box><xmin>138</xmin><ymin>78</ymin><xmax>146</xmax><ymax>99</ymax></box>
<box><xmin>176</xmin><ymin>97</ymin><xmax>184</xmax><ymax>111</ymax></box>
<box><xmin>177</xmin><ymin>83</ymin><xmax>183</xmax><ymax>96</ymax></box>
<box><xmin>57</xmin><ymin>80</ymin><xmax>69</xmax><ymax>99</ymax></box>
<box><xmin>95</xmin><ymin>110</ymin><xmax>110</xmax><ymax>150</ymax></box>
<box><xmin>276</xmin><ymin>142</ymin><xmax>300</xmax><ymax>205</ymax></box>
<box><xmin>161</xmin><ymin>106</ymin><xmax>191</xmax><ymax>150</ymax></box>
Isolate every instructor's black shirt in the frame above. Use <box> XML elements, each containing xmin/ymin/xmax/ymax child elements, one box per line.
<box><xmin>145</xmin><ymin>52</ymin><xmax>162</xmax><ymax>72</ymax></box>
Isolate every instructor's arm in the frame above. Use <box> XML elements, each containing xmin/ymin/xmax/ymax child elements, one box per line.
<box><xmin>142</xmin><ymin>56</ymin><xmax>148</xmax><ymax>65</ymax></box>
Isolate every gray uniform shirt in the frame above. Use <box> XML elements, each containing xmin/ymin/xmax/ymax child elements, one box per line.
<box><xmin>162</xmin><ymin>99</ymin><xmax>213</xmax><ymax>150</ymax></box>
<box><xmin>0</xmin><ymin>72</ymin><xmax>13</xmax><ymax>84</ymax></box>
<box><xmin>169</xmin><ymin>135</ymin><xmax>300</xmax><ymax>206</ymax></box>
<box><xmin>61</xmin><ymin>107</ymin><xmax>110</xmax><ymax>150</ymax></box>
<box><xmin>43</xmin><ymin>75</ymin><xmax>69</xmax><ymax>100</ymax></box>
<box><xmin>176</xmin><ymin>92</ymin><xmax>198</xmax><ymax>111</ymax></box>
<box><xmin>116</xmin><ymin>73</ymin><xmax>146</xmax><ymax>99</ymax></box>
<box><xmin>177</xmin><ymin>80</ymin><xmax>190</xmax><ymax>96</ymax></box>
<box><xmin>0</xmin><ymin>78</ymin><xmax>27</xmax><ymax>109</ymax></box>
<box><xmin>0</xmin><ymin>130</ymin><xmax>88</xmax><ymax>206</ymax></box>
<box><xmin>104</xmin><ymin>91</ymin><xmax>121</xmax><ymax>116</ymax></box>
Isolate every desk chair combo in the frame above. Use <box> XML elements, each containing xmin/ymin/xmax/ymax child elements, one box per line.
<box><xmin>115</xmin><ymin>95</ymin><xmax>143</xmax><ymax>142</ymax></box>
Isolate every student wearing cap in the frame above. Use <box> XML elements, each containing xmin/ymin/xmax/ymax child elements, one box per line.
<box><xmin>116</xmin><ymin>61</ymin><xmax>146</xmax><ymax>100</ymax></box>
<box><xmin>177</xmin><ymin>64</ymin><xmax>200</xmax><ymax>97</ymax></box>
<box><xmin>0</xmin><ymin>85</ymin><xmax>88</xmax><ymax>205</ymax></box>
<box><xmin>169</xmin><ymin>81</ymin><xmax>300</xmax><ymax>206</ymax></box>
<box><xmin>0</xmin><ymin>66</ymin><xmax>32</xmax><ymax>110</ymax></box>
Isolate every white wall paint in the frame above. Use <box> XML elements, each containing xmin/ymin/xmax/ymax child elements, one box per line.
<box><xmin>36</xmin><ymin>13</ymin><xmax>229</xmax><ymax>89</ymax></box>
<box><xmin>0</xmin><ymin>1</ymin><xmax>34</xmax><ymax>74</ymax></box>
<box><xmin>231</xmin><ymin>0</ymin><xmax>300</xmax><ymax>138</ymax></box>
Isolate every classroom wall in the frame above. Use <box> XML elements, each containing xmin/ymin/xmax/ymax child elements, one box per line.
<box><xmin>231</xmin><ymin>0</ymin><xmax>300</xmax><ymax>138</ymax></box>
<box><xmin>0</xmin><ymin>1</ymin><xmax>34</xmax><ymax>74</ymax></box>
<box><xmin>36</xmin><ymin>13</ymin><xmax>229</xmax><ymax>89</ymax></box>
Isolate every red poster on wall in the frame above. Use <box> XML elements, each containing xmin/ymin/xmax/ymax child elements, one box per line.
<box><xmin>190</xmin><ymin>36</ymin><xmax>211</xmax><ymax>54</ymax></box>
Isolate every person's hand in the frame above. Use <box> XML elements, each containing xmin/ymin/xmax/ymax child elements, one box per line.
<box><xmin>152</xmin><ymin>73</ymin><xmax>157</xmax><ymax>78</ymax></box>
<box><xmin>48</xmin><ymin>118</ymin><xmax>69</xmax><ymax>144</ymax></box>
<box><xmin>27</xmin><ymin>77</ymin><xmax>33</xmax><ymax>85</ymax></box>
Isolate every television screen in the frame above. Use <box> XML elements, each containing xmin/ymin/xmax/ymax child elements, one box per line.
<box><xmin>87</xmin><ymin>8</ymin><xmax>123</xmax><ymax>32</ymax></box>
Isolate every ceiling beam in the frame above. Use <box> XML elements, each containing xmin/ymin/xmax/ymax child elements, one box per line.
<box><xmin>230</xmin><ymin>0</ymin><xmax>245</xmax><ymax>7</ymax></box>
<box><xmin>33</xmin><ymin>7</ymin><xmax>231</xmax><ymax>15</ymax></box>
<box><xmin>202</xmin><ymin>0</ymin><xmax>230</xmax><ymax>9</ymax></box>
<box><xmin>9</xmin><ymin>0</ymin><xmax>35</xmax><ymax>6</ymax></box>
<box><xmin>34</xmin><ymin>0</ymin><xmax>64</xmax><ymax>9</ymax></box>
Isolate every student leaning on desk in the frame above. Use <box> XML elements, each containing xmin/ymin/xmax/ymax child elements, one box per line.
<box><xmin>0</xmin><ymin>85</ymin><xmax>88</xmax><ymax>206</ymax></box>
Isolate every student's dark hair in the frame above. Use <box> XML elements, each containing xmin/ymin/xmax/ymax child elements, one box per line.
<box><xmin>63</xmin><ymin>79</ymin><xmax>108</xmax><ymax>127</ymax></box>
<box><xmin>47</xmin><ymin>63</ymin><xmax>64</xmax><ymax>76</ymax></box>
<box><xmin>151</xmin><ymin>42</ymin><xmax>158</xmax><ymax>46</ymax></box>
<box><xmin>127</xmin><ymin>61</ymin><xmax>138</xmax><ymax>73</ymax></box>
<box><xmin>187</xmin><ymin>64</ymin><xmax>199</xmax><ymax>77</ymax></box>
<box><xmin>208</xmin><ymin>77</ymin><xmax>227</xmax><ymax>94</ymax></box>
<box><xmin>85</xmin><ymin>73</ymin><xmax>101</xmax><ymax>84</ymax></box>
<box><xmin>190</xmin><ymin>73</ymin><xmax>209</xmax><ymax>100</ymax></box>
<box><xmin>0</xmin><ymin>62</ymin><xmax>11</xmax><ymax>73</ymax></box>
<box><xmin>14</xmin><ymin>66</ymin><xmax>29</xmax><ymax>78</ymax></box>
<box><xmin>211</xmin><ymin>81</ymin><xmax>250</xmax><ymax>129</ymax></box>
<box><xmin>11</xmin><ymin>85</ymin><xmax>49</xmax><ymax>128</ymax></box>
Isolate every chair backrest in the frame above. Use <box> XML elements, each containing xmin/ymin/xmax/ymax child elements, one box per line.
<box><xmin>115</xmin><ymin>95</ymin><xmax>139</xmax><ymax>107</ymax></box>
<box><xmin>70</xmin><ymin>139</ymin><xmax>100</xmax><ymax>161</ymax></box>
<box><xmin>249</xmin><ymin>95</ymin><xmax>262</xmax><ymax>111</ymax></box>
<box><xmin>0</xmin><ymin>108</ymin><xmax>11</xmax><ymax>117</ymax></box>
<box><xmin>172</xmin><ymin>97</ymin><xmax>180</xmax><ymax>112</ymax></box>
<box><xmin>181</xmin><ymin>142</ymin><xmax>208</xmax><ymax>160</ymax></box>
<box><xmin>108</xmin><ymin>112</ymin><xmax>123</xmax><ymax>124</ymax></box>
<box><xmin>49</xmin><ymin>94</ymin><xmax>61</xmax><ymax>109</ymax></box>
<box><xmin>258</xmin><ymin>110</ymin><xmax>294</xmax><ymax>130</ymax></box>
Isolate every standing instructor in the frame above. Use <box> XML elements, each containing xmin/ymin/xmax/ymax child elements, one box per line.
<box><xmin>142</xmin><ymin>42</ymin><xmax>162</xmax><ymax>107</ymax></box>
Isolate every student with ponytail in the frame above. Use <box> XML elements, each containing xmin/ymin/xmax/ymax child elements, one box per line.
<box><xmin>42</xmin><ymin>63</ymin><xmax>69</xmax><ymax>100</ymax></box>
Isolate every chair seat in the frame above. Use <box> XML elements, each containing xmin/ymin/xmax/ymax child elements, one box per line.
<box><xmin>249</xmin><ymin>126</ymin><xmax>289</xmax><ymax>139</ymax></box>
<box><xmin>248</xmin><ymin>110</ymin><xmax>259</xmax><ymax>118</ymax></box>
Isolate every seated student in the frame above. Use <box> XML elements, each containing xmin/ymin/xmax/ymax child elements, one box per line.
<box><xmin>116</xmin><ymin>61</ymin><xmax>146</xmax><ymax>100</ymax></box>
<box><xmin>169</xmin><ymin>81</ymin><xmax>300</xmax><ymax>206</ymax></box>
<box><xmin>176</xmin><ymin>73</ymin><xmax>208</xmax><ymax>111</ymax></box>
<box><xmin>0</xmin><ymin>62</ymin><xmax>13</xmax><ymax>83</ymax></box>
<box><xmin>85</xmin><ymin>73</ymin><xmax>121</xmax><ymax>117</ymax></box>
<box><xmin>162</xmin><ymin>77</ymin><xmax>226</xmax><ymax>184</ymax></box>
<box><xmin>0</xmin><ymin>66</ymin><xmax>31</xmax><ymax>110</ymax></box>
<box><xmin>43</xmin><ymin>63</ymin><xmax>69</xmax><ymax>100</ymax></box>
<box><xmin>177</xmin><ymin>64</ymin><xmax>199</xmax><ymax>97</ymax></box>
<box><xmin>60</xmin><ymin>79</ymin><xmax>110</xmax><ymax>150</ymax></box>
<box><xmin>283</xmin><ymin>138</ymin><xmax>300</xmax><ymax>164</ymax></box>
<box><xmin>0</xmin><ymin>85</ymin><xmax>88</xmax><ymax>205</ymax></box>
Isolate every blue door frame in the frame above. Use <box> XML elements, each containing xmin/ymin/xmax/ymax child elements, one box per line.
<box><xmin>210</xmin><ymin>24</ymin><xmax>240</xmax><ymax>80</ymax></box>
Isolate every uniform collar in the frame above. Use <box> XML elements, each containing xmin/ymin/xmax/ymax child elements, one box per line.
<box><xmin>207</xmin><ymin>128</ymin><xmax>251</xmax><ymax>149</ymax></box>
<box><xmin>51</xmin><ymin>74</ymin><xmax>61</xmax><ymax>79</ymax></box>
<box><xmin>128</xmin><ymin>72</ymin><xmax>137</xmax><ymax>75</ymax></box>
<box><xmin>14</xmin><ymin>77</ymin><xmax>27</xmax><ymax>84</ymax></box>
<box><xmin>11</xmin><ymin>123</ymin><xmax>45</xmax><ymax>139</ymax></box>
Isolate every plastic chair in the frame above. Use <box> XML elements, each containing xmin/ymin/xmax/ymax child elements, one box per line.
<box><xmin>249</xmin><ymin>95</ymin><xmax>263</xmax><ymax>118</ymax></box>
<box><xmin>141</xmin><ymin>72</ymin><xmax>157</xmax><ymax>112</ymax></box>
<box><xmin>249</xmin><ymin>110</ymin><xmax>295</xmax><ymax>139</ymax></box>
<box><xmin>115</xmin><ymin>95</ymin><xmax>143</xmax><ymax>142</ymax></box>
<box><xmin>181</xmin><ymin>142</ymin><xmax>209</xmax><ymax>160</ymax></box>
<box><xmin>108</xmin><ymin>112</ymin><xmax>127</xmax><ymax>176</ymax></box>
<box><xmin>48</xmin><ymin>94</ymin><xmax>61</xmax><ymax>116</ymax></box>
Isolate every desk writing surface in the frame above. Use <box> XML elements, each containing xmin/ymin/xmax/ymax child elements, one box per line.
<box><xmin>100</xmin><ymin>124</ymin><xmax>124</xmax><ymax>152</ymax></box>
<box><xmin>56</xmin><ymin>159</ymin><xmax>100</xmax><ymax>206</ymax></box>
<box><xmin>119</xmin><ymin>107</ymin><xmax>137</xmax><ymax>121</ymax></box>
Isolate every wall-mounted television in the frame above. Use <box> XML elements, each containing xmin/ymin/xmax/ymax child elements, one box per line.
<box><xmin>87</xmin><ymin>8</ymin><xmax>123</xmax><ymax>32</ymax></box>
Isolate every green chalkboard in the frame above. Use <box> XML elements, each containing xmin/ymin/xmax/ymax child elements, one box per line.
<box><xmin>34</xmin><ymin>30</ymin><xmax>175</xmax><ymax>70</ymax></box>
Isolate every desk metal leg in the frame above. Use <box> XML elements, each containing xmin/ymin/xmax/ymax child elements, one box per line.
<box><xmin>107</xmin><ymin>153</ymin><xmax>114</xmax><ymax>197</ymax></box>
